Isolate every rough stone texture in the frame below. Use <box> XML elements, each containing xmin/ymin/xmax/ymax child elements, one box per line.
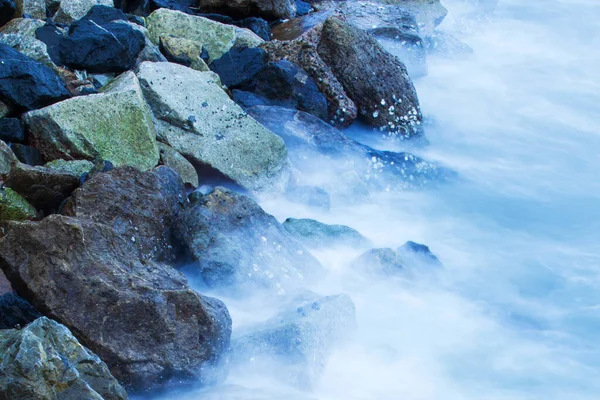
<box><xmin>136</xmin><ymin>62</ymin><xmax>289</xmax><ymax>192</ymax></box>
<box><xmin>0</xmin><ymin>292</ymin><xmax>42</xmax><ymax>329</ymax></box>
<box><xmin>176</xmin><ymin>187</ymin><xmax>323</xmax><ymax>295</ymax></box>
<box><xmin>317</xmin><ymin>17</ymin><xmax>423</xmax><ymax>138</ymax></box>
<box><xmin>1</xmin><ymin>139</ymin><xmax>18</xmax><ymax>175</ymax></box>
<box><xmin>79</xmin><ymin>3</ymin><xmax>127</xmax><ymax>24</ymax></box>
<box><xmin>62</xmin><ymin>166</ymin><xmax>188</xmax><ymax>262</ymax></box>
<box><xmin>4</xmin><ymin>162</ymin><xmax>80</xmax><ymax>213</ymax></box>
<box><xmin>24</xmin><ymin>71</ymin><xmax>159</xmax><ymax>170</ymax></box>
<box><xmin>158</xmin><ymin>142</ymin><xmax>199</xmax><ymax>187</ymax></box>
<box><xmin>0</xmin><ymin>33</ymin><xmax>56</xmax><ymax>71</ymax></box>
<box><xmin>374</xmin><ymin>0</ymin><xmax>447</xmax><ymax>35</ymax></box>
<box><xmin>282</xmin><ymin>218</ymin><xmax>371</xmax><ymax>249</ymax></box>
<box><xmin>198</xmin><ymin>0</ymin><xmax>296</xmax><ymax>20</ymax></box>
<box><xmin>0</xmin><ymin>0</ymin><xmax>16</xmax><ymax>27</ymax></box>
<box><xmin>159</xmin><ymin>35</ymin><xmax>210</xmax><ymax>72</ymax></box>
<box><xmin>0</xmin><ymin>188</ymin><xmax>36</xmax><ymax>221</ymax></box>
<box><xmin>53</xmin><ymin>0</ymin><xmax>114</xmax><ymax>24</ymax></box>
<box><xmin>45</xmin><ymin>159</ymin><xmax>94</xmax><ymax>178</ymax></box>
<box><xmin>0</xmin><ymin>270</ymin><xmax>11</xmax><ymax>294</ymax></box>
<box><xmin>0</xmin><ymin>100</ymin><xmax>8</xmax><ymax>118</ymax></box>
<box><xmin>0</xmin><ymin>43</ymin><xmax>70</xmax><ymax>113</ymax></box>
<box><xmin>0</xmin><ymin>215</ymin><xmax>232</xmax><ymax>390</ymax></box>
<box><xmin>0</xmin><ymin>118</ymin><xmax>24</xmax><ymax>143</ymax></box>
<box><xmin>10</xmin><ymin>143</ymin><xmax>44</xmax><ymax>165</ymax></box>
<box><xmin>231</xmin><ymin>293</ymin><xmax>356</xmax><ymax>389</ymax></box>
<box><xmin>35</xmin><ymin>24</ymin><xmax>65</xmax><ymax>66</ymax></box>
<box><xmin>233</xmin><ymin>27</ymin><xmax>264</xmax><ymax>49</ymax></box>
<box><xmin>209</xmin><ymin>47</ymin><xmax>267</xmax><ymax>88</ymax></box>
<box><xmin>236</xmin><ymin>17</ymin><xmax>270</xmax><ymax>41</ymax></box>
<box><xmin>0</xmin><ymin>317</ymin><xmax>128</xmax><ymax>400</ymax></box>
<box><xmin>0</xmin><ymin>18</ymin><xmax>45</xmax><ymax>38</ymax></box>
<box><xmin>15</xmin><ymin>0</ymin><xmax>46</xmax><ymax>19</ymax></box>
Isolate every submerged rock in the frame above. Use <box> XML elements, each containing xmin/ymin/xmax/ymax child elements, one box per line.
<box><xmin>0</xmin><ymin>215</ymin><xmax>232</xmax><ymax>390</ymax></box>
<box><xmin>352</xmin><ymin>242</ymin><xmax>441</xmax><ymax>275</ymax></box>
<box><xmin>282</xmin><ymin>218</ymin><xmax>371</xmax><ymax>249</ymax></box>
<box><xmin>0</xmin><ymin>292</ymin><xmax>42</xmax><ymax>329</ymax></box>
<box><xmin>397</xmin><ymin>240</ymin><xmax>442</xmax><ymax>268</ymax></box>
<box><xmin>176</xmin><ymin>187</ymin><xmax>323</xmax><ymax>295</ymax></box>
<box><xmin>0</xmin><ymin>317</ymin><xmax>128</xmax><ymax>400</ymax></box>
<box><xmin>231</xmin><ymin>293</ymin><xmax>356</xmax><ymax>389</ymax></box>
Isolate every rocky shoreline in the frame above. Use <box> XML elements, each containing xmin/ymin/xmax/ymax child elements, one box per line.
<box><xmin>0</xmin><ymin>0</ymin><xmax>459</xmax><ymax>397</ymax></box>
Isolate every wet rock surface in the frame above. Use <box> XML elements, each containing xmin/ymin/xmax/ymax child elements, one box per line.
<box><xmin>282</xmin><ymin>218</ymin><xmax>371</xmax><ymax>249</ymax></box>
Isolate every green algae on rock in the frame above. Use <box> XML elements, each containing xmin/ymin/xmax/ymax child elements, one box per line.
<box><xmin>45</xmin><ymin>159</ymin><xmax>94</xmax><ymax>178</ymax></box>
<box><xmin>0</xmin><ymin>188</ymin><xmax>36</xmax><ymax>221</ymax></box>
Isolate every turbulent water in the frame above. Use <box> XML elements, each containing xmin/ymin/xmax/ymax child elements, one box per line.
<box><xmin>152</xmin><ymin>0</ymin><xmax>600</xmax><ymax>399</ymax></box>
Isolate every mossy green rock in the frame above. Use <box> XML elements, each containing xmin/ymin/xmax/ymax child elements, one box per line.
<box><xmin>23</xmin><ymin>71</ymin><xmax>159</xmax><ymax>171</ymax></box>
<box><xmin>45</xmin><ymin>159</ymin><xmax>94</xmax><ymax>178</ymax></box>
<box><xmin>159</xmin><ymin>35</ymin><xmax>210</xmax><ymax>72</ymax></box>
<box><xmin>0</xmin><ymin>188</ymin><xmax>36</xmax><ymax>221</ymax></box>
<box><xmin>0</xmin><ymin>317</ymin><xmax>128</xmax><ymax>400</ymax></box>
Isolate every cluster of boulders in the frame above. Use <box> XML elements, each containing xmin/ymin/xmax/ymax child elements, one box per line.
<box><xmin>0</xmin><ymin>0</ymin><xmax>453</xmax><ymax>397</ymax></box>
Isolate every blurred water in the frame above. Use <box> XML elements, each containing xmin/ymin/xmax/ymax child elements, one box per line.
<box><xmin>152</xmin><ymin>1</ymin><xmax>600</xmax><ymax>399</ymax></box>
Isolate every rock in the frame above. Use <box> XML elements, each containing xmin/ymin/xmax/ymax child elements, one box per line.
<box><xmin>351</xmin><ymin>247</ymin><xmax>404</xmax><ymax>275</ymax></box>
<box><xmin>236</xmin><ymin>17</ymin><xmax>270</xmax><ymax>41</ymax></box>
<box><xmin>375</xmin><ymin>0</ymin><xmax>447</xmax><ymax>36</ymax></box>
<box><xmin>233</xmin><ymin>26</ymin><xmax>264</xmax><ymax>49</ymax></box>
<box><xmin>45</xmin><ymin>158</ymin><xmax>94</xmax><ymax>177</ymax></box>
<box><xmin>248</xmin><ymin>106</ymin><xmax>455</xmax><ymax>191</ymax></box>
<box><xmin>197</xmin><ymin>0</ymin><xmax>295</xmax><ymax>20</ymax></box>
<box><xmin>136</xmin><ymin>61</ymin><xmax>289</xmax><ymax>192</ymax></box>
<box><xmin>231</xmin><ymin>293</ymin><xmax>356</xmax><ymax>388</ymax></box>
<box><xmin>0</xmin><ymin>188</ymin><xmax>37</xmax><ymax>221</ymax></box>
<box><xmin>158</xmin><ymin>142</ymin><xmax>199</xmax><ymax>188</ymax></box>
<box><xmin>35</xmin><ymin>23</ymin><xmax>65</xmax><ymax>65</ymax></box>
<box><xmin>62</xmin><ymin>166</ymin><xmax>188</xmax><ymax>262</ymax></box>
<box><xmin>4</xmin><ymin>162</ymin><xmax>80</xmax><ymax>213</ymax></box>
<box><xmin>0</xmin><ymin>44</ymin><xmax>70</xmax><ymax>113</ymax></box>
<box><xmin>0</xmin><ymin>0</ymin><xmax>16</xmax><ymax>28</ymax></box>
<box><xmin>0</xmin><ymin>118</ymin><xmax>24</xmax><ymax>143</ymax></box>
<box><xmin>375</xmin><ymin>31</ymin><xmax>427</xmax><ymax>79</ymax></box>
<box><xmin>0</xmin><ymin>317</ymin><xmax>128</xmax><ymax>400</ymax></box>
<box><xmin>46</xmin><ymin>0</ymin><xmax>60</xmax><ymax>15</ymax></box>
<box><xmin>242</xmin><ymin>60</ymin><xmax>327</xmax><ymax>120</ymax></box>
<box><xmin>15</xmin><ymin>0</ymin><xmax>46</xmax><ymax>19</ymax></box>
<box><xmin>175</xmin><ymin>187</ymin><xmax>323</xmax><ymax>295</ymax></box>
<box><xmin>231</xmin><ymin>89</ymin><xmax>270</xmax><ymax>109</ymax></box>
<box><xmin>284</xmin><ymin>185</ymin><xmax>330</xmax><ymax>211</ymax></box>
<box><xmin>209</xmin><ymin>47</ymin><xmax>267</xmax><ymax>88</ymax></box>
<box><xmin>295</xmin><ymin>0</ymin><xmax>311</xmax><ymax>16</ymax></box>
<box><xmin>10</xmin><ymin>143</ymin><xmax>44</xmax><ymax>165</ymax></box>
<box><xmin>60</xmin><ymin>19</ymin><xmax>145</xmax><ymax>73</ymax></box>
<box><xmin>0</xmin><ymin>100</ymin><xmax>8</xmax><ymax>118</ymax></box>
<box><xmin>159</xmin><ymin>35</ymin><xmax>210</xmax><ymax>72</ymax></box>
<box><xmin>53</xmin><ymin>0</ymin><xmax>114</xmax><ymax>25</ymax></box>
<box><xmin>424</xmin><ymin>31</ymin><xmax>473</xmax><ymax>57</ymax></box>
<box><xmin>0</xmin><ymin>139</ymin><xmax>17</xmax><ymax>175</ymax></box>
<box><xmin>0</xmin><ymin>269</ymin><xmax>11</xmax><ymax>294</ymax></box>
<box><xmin>269</xmin><ymin>9</ymin><xmax>329</xmax><ymax>41</ymax></box>
<box><xmin>146</xmin><ymin>9</ymin><xmax>242</xmax><ymax>63</ymax></box>
<box><xmin>24</xmin><ymin>71</ymin><xmax>159</xmax><ymax>170</ymax></box>
<box><xmin>397</xmin><ymin>240</ymin><xmax>442</xmax><ymax>268</ymax></box>
<box><xmin>0</xmin><ymin>32</ymin><xmax>57</xmax><ymax>71</ymax></box>
<box><xmin>282</xmin><ymin>218</ymin><xmax>371</xmax><ymax>249</ymax></box>
<box><xmin>317</xmin><ymin>17</ymin><xmax>423</xmax><ymax>138</ymax></box>
<box><xmin>0</xmin><ymin>17</ymin><xmax>45</xmax><ymax>38</ymax></box>
<box><xmin>0</xmin><ymin>292</ymin><xmax>42</xmax><ymax>329</ymax></box>
<box><xmin>80</xmin><ymin>4</ymin><xmax>127</xmax><ymax>24</ymax></box>
<box><xmin>0</xmin><ymin>215</ymin><xmax>232</xmax><ymax>389</ymax></box>
<box><xmin>136</xmin><ymin>35</ymin><xmax>168</xmax><ymax>65</ymax></box>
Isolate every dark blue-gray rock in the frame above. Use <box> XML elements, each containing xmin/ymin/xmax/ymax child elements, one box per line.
<box><xmin>80</xmin><ymin>4</ymin><xmax>128</xmax><ymax>24</ymax></box>
<box><xmin>247</xmin><ymin>106</ymin><xmax>456</xmax><ymax>192</ymax></box>
<box><xmin>127</xmin><ymin>13</ymin><xmax>145</xmax><ymax>26</ymax></box>
<box><xmin>0</xmin><ymin>215</ymin><xmax>232</xmax><ymax>391</ymax></box>
<box><xmin>9</xmin><ymin>143</ymin><xmax>44</xmax><ymax>166</ymax></box>
<box><xmin>198</xmin><ymin>0</ymin><xmax>296</xmax><ymax>20</ymax></box>
<box><xmin>0</xmin><ymin>292</ymin><xmax>42</xmax><ymax>329</ymax></box>
<box><xmin>295</xmin><ymin>0</ymin><xmax>311</xmax><ymax>16</ymax></box>
<box><xmin>243</xmin><ymin>60</ymin><xmax>327</xmax><ymax>120</ymax></box>
<box><xmin>150</xmin><ymin>0</ymin><xmax>195</xmax><ymax>13</ymax></box>
<box><xmin>284</xmin><ymin>184</ymin><xmax>330</xmax><ymax>211</ymax></box>
<box><xmin>282</xmin><ymin>218</ymin><xmax>371</xmax><ymax>249</ymax></box>
<box><xmin>0</xmin><ymin>118</ymin><xmax>24</xmax><ymax>143</ymax></box>
<box><xmin>232</xmin><ymin>89</ymin><xmax>270</xmax><ymax>108</ymax></box>
<box><xmin>175</xmin><ymin>187</ymin><xmax>323</xmax><ymax>295</ymax></box>
<box><xmin>236</xmin><ymin>17</ymin><xmax>270</xmax><ymax>41</ymax></box>
<box><xmin>397</xmin><ymin>240</ymin><xmax>442</xmax><ymax>268</ymax></box>
<box><xmin>0</xmin><ymin>43</ymin><xmax>70</xmax><ymax>113</ymax></box>
<box><xmin>60</xmin><ymin>19</ymin><xmax>145</xmax><ymax>73</ymax></box>
<box><xmin>0</xmin><ymin>0</ymin><xmax>16</xmax><ymax>27</ymax></box>
<box><xmin>209</xmin><ymin>47</ymin><xmax>268</xmax><ymax>88</ymax></box>
<box><xmin>231</xmin><ymin>293</ymin><xmax>356</xmax><ymax>388</ymax></box>
<box><xmin>35</xmin><ymin>23</ymin><xmax>64</xmax><ymax>65</ymax></box>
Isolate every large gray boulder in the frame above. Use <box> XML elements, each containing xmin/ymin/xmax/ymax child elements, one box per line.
<box><xmin>0</xmin><ymin>317</ymin><xmax>127</xmax><ymax>400</ymax></box>
<box><xmin>176</xmin><ymin>187</ymin><xmax>323</xmax><ymax>295</ymax></box>
<box><xmin>136</xmin><ymin>62</ymin><xmax>289</xmax><ymax>192</ymax></box>
<box><xmin>0</xmin><ymin>215</ymin><xmax>232</xmax><ymax>390</ymax></box>
<box><xmin>24</xmin><ymin>71</ymin><xmax>159</xmax><ymax>171</ymax></box>
<box><xmin>317</xmin><ymin>17</ymin><xmax>423</xmax><ymax>138</ymax></box>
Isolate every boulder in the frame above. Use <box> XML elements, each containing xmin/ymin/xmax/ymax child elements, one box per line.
<box><xmin>14</xmin><ymin>0</ymin><xmax>46</xmax><ymax>19</ymax></box>
<box><xmin>136</xmin><ymin>62</ymin><xmax>289</xmax><ymax>192</ymax></box>
<box><xmin>282</xmin><ymin>218</ymin><xmax>371</xmax><ymax>249</ymax></box>
<box><xmin>0</xmin><ymin>43</ymin><xmax>70</xmax><ymax>113</ymax></box>
<box><xmin>158</xmin><ymin>142</ymin><xmax>199</xmax><ymax>188</ymax></box>
<box><xmin>197</xmin><ymin>0</ymin><xmax>295</xmax><ymax>20</ymax></box>
<box><xmin>0</xmin><ymin>270</ymin><xmax>11</xmax><ymax>294</ymax></box>
<box><xmin>159</xmin><ymin>35</ymin><xmax>210</xmax><ymax>72</ymax></box>
<box><xmin>0</xmin><ymin>139</ymin><xmax>17</xmax><ymax>174</ymax></box>
<box><xmin>242</xmin><ymin>60</ymin><xmax>327</xmax><ymax>120</ymax></box>
<box><xmin>317</xmin><ymin>17</ymin><xmax>423</xmax><ymax>138</ymax></box>
<box><xmin>209</xmin><ymin>47</ymin><xmax>267</xmax><ymax>88</ymax></box>
<box><xmin>351</xmin><ymin>247</ymin><xmax>404</xmax><ymax>275</ymax></box>
<box><xmin>24</xmin><ymin>71</ymin><xmax>159</xmax><ymax>170</ymax></box>
<box><xmin>233</xmin><ymin>26</ymin><xmax>264</xmax><ymax>48</ymax></box>
<box><xmin>175</xmin><ymin>187</ymin><xmax>323</xmax><ymax>295</ymax></box>
<box><xmin>0</xmin><ymin>118</ymin><xmax>24</xmax><ymax>143</ymax></box>
<box><xmin>79</xmin><ymin>3</ymin><xmax>127</xmax><ymax>24</ymax></box>
<box><xmin>375</xmin><ymin>0</ymin><xmax>447</xmax><ymax>36</ymax></box>
<box><xmin>0</xmin><ymin>292</ymin><xmax>42</xmax><ymax>329</ymax></box>
<box><xmin>0</xmin><ymin>100</ymin><xmax>8</xmax><ymax>118</ymax></box>
<box><xmin>60</xmin><ymin>19</ymin><xmax>145</xmax><ymax>73</ymax></box>
<box><xmin>62</xmin><ymin>166</ymin><xmax>188</xmax><ymax>262</ymax></box>
<box><xmin>0</xmin><ymin>33</ymin><xmax>57</xmax><ymax>71</ymax></box>
<box><xmin>45</xmin><ymin>159</ymin><xmax>94</xmax><ymax>178</ymax></box>
<box><xmin>397</xmin><ymin>240</ymin><xmax>442</xmax><ymax>268</ymax></box>
<box><xmin>284</xmin><ymin>185</ymin><xmax>330</xmax><ymax>211</ymax></box>
<box><xmin>53</xmin><ymin>0</ymin><xmax>114</xmax><ymax>24</ymax></box>
<box><xmin>146</xmin><ymin>9</ymin><xmax>258</xmax><ymax>63</ymax></box>
<box><xmin>0</xmin><ymin>0</ymin><xmax>16</xmax><ymax>27</ymax></box>
<box><xmin>0</xmin><ymin>17</ymin><xmax>45</xmax><ymax>38</ymax></box>
<box><xmin>9</xmin><ymin>143</ymin><xmax>44</xmax><ymax>165</ymax></box>
<box><xmin>376</xmin><ymin>31</ymin><xmax>427</xmax><ymax>79</ymax></box>
<box><xmin>35</xmin><ymin>24</ymin><xmax>65</xmax><ymax>66</ymax></box>
<box><xmin>0</xmin><ymin>215</ymin><xmax>232</xmax><ymax>389</ymax></box>
<box><xmin>0</xmin><ymin>188</ymin><xmax>36</xmax><ymax>221</ymax></box>
<box><xmin>231</xmin><ymin>293</ymin><xmax>356</xmax><ymax>388</ymax></box>
<box><xmin>236</xmin><ymin>17</ymin><xmax>270</xmax><ymax>41</ymax></box>
<box><xmin>0</xmin><ymin>317</ymin><xmax>128</xmax><ymax>400</ymax></box>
